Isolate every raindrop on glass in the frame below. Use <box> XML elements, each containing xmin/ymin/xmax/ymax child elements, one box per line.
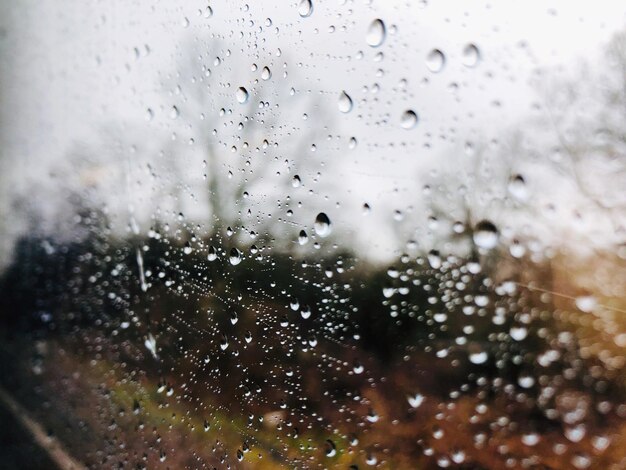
<box><xmin>298</xmin><ymin>230</ymin><xmax>309</xmax><ymax>245</ymax></box>
<box><xmin>338</xmin><ymin>91</ymin><xmax>353</xmax><ymax>113</ymax></box>
<box><xmin>400</xmin><ymin>110</ymin><xmax>418</xmax><ymax>129</ymax></box>
<box><xmin>508</xmin><ymin>174</ymin><xmax>528</xmax><ymax>201</ymax></box>
<box><xmin>462</xmin><ymin>43</ymin><xmax>480</xmax><ymax>67</ymax></box>
<box><xmin>366</xmin><ymin>19</ymin><xmax>386</xmax><ymax>47</ymax></box>
<box><xmin>229</xmin><ymin>248</ymin><xmax>242</xmax><ymax>265</ymax></box>
<box><xmin>300</xmin><ymin>305</ymin><xmax>311</xmax><ymax>319</ymax></box>
<box><xmin>298</xmin><ymin>0</ymin><xmax>313</xmax><ymax>18</ymax></box>
<box><xmin>469</xmin><ymin>350</ymin><xmax>488</xmax><ymax>364</ymax></box>
<box><xmin>408</xmin><ymin>393</ymin><xmax>424</xmax><ymax>408</ymax></box>
<box><xmin>236</xmin><ymin>87</ymin><xmax>249</xmax><ymax>104</ymax></box>
<box><xmin>314</xmin><ymin>212</ymin><xmax>332</xmax><ymax>237</ymax></box>
<box><xmin>426</xmin><ymin>49</ymin><xmax>445</xmax><ymax>73</ymax></box>
<box><xmin>473</xmin><ymin>220</ymin><xmax>499</xmax><ymax>249</ymax></box>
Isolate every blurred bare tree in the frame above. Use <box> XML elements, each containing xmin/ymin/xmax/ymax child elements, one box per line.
<box><xmin>155</xmin><ymin>37</ymin><xmax>333</xmax><ymax>249</ymax></box>
<box><xmin>421</xmin><ymin>30</ymin><xmax>626</xmax><ymax>256</ymax></box>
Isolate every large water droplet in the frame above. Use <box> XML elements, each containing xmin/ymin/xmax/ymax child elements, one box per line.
<box><xmin>261</xmin><ymin>66</ymin><xmax>272</xmax><ymax>80</ymax></box>
<box><xmin>427</xmin><ymin>250</ymin><xmax>442</xmax><ymax>269</ymax></box>
<box><xmin>366</xmin><ymin>19</ymin><xmax>386</xmax><ymax>47</ymax></box>
<box><xmin>298</xmin><ymin>230</ymin><xmax>309</xmax><ymax>245</ymax></box>
<box><xmin>314</xmin><ymin>213</ymin><xmax>332</xmax><ymax>237</ymax></box>
<box><xmin>145</xmin><ymin>333</ymin><xmax>158</xmax><ymax>359</ymax></box>
<box><xmin>407</xmin><ymin>393</ymin><xmax>424</xmax><ymax>408</ymax></box>
<box><xmin>300</xmin><ymin>305</ymin><xmax>312</xmax><ymax>319</ymax></box>
<box><xmin>325</xmin><ymin>439</ymin><xmax>337</xmax><ymax>457</ymax></box>
<box><xmin>510</xmin><ymin>326</ymin><xmax>528</xmax><ymax>341</ymax></box>
<box><xmin>338</xmin><ymin>91</ymin><xmax>353</xmax><ymax>113</ymax></box>
<box><xmin>518</xmin><ymin>375</ymin><xmax>535</xmax><ymax>388</ymax></box>
<box><xmin>207</xmin><ymin>246</ymin><xmax>218</xmax><ymax>261</ymax></box>
<box><xmin>473</xmin><ymin>220</ymin><xmax>499</xmax><ymax>249</ymax></box>
<box><xmin>400</xmin><ymin>110</ymin><xmax>418</xmax><ymax>129</ymax></box>
<box><xmin>508</xmin><ymin>174</ymin><xmax>528</xmax><ymax>201</ymax></box>
<box><xmin>575</xmin><ymin>295</ymin><xmax>597</xmax><ymax>313</ymax></box>
<box><xmin>462</xmin><ymin>43</ymin><xmax>480</xmax><ymax>67</ymax></box>
<box><xmin>298</xmin><ymin>0</ymin><xmax>313</xmax><ymax>18</ymax></box>
<box><xmin>522</xmin><ymin>433</ymin><xmax>540</xmax><ymax>446</ymax></box>
<box><xmin>469</xmin><ymin>350</ymin><xmax>488</xmax><ymax>364</ymax></box>
<box><xmin>229</xmin><ymin>248</ymin><xmax>242</xmax><ymax>265</ymax></box>
<box><xmin>426</xmin><ymin>49</ymin><xmax>446</xmax><ymax>73</ymax></box>
<box><xmin>236</xmin><ymin>87</ymin><xmax>249</xmax><ymax>104</ymax></box>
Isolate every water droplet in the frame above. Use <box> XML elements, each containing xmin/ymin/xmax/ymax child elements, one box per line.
<box><xmin>207</xmin><ymin>246</ymin><xmax>218</xmax><ymax>261</ymax></box>
<box><xmin>261</xmin><ymin>66</ymin><xmax>272</xmax><ymax>80</ymax></box>
<box><xmin>426</xmin><ymin>49</ymin><xmax>445</xmax><ymax>73</ymax></box>
<box><xmin>338</xmin><ymin>91</ymin><xmax>353</xmax><ymax>113</ymax></box>
<box><xmin>473</xmin><ymin>220</ymin><xmax>498</xmax><ymax>249</ymax></box>
<box><xmin>518</xmin><ymin>375</ymin><xmax>535</xmax><ymax>388</ymax></box>
<box><xmin>462</xmin><ymin>43</ymin><xmax>480</xmax><ymax>67</ymax></box>
<box><xmin>325</xmin><ymin>439</ymin><xmax>337</xmax><ymax>457</ymax></box>
<box><xmin>451</xmin><ymin>449</ymin><xmax>466</xmax><ymax>464</ymax></box>
<box><xmin>522</xmin><ymin>433</ymin><xmax>540</xmax><ymax>446</ymax></box>
<box><xmin>565</xmin><ymin>425</ymin><xmax>587</xmax><ymax>443</ymax></box>
<box><xmin>427</xmin><ymin>250</ymin><xmax>442</xmax><ymax>269</ymax></box>
<box><xmin>575</xmin><ymin>295</ymin><xmax>597</xmax><ymax>313</ymax></box>
<box><xmin>353</xmin><ymin>361</ymin><xmax>364</xmax><ymax>374</ymax></box>
<box><xmin>571</xmin><ymin>454</ymin><xmax>591</xmax><ymax>469</ymax></box>
<box><xmin>510</xmin><ymin>326</ymin><xmax>528</xmax><ymax>341</ymax></box>
<box><xmin>508</xmin><ymin>174</ymin><xmax>528</xmax><ymax>201</ymax></box>
<box><xmin>170</xmin><ymin>106</ymin><xmax>180</xmax><ymax>119</ymax></box>
<box><xmin>236</xmin><ymin>87</ymin><xmax>249</xmax><ymax>104</ymax></box>
<box><xmin>469</xmin><ymin>351</ymin><xmax>488</xmax><ymax>364</ymax></box>
<box><xmin>300</xmin><ymin>305</ymin><xmax>311</xmax><ymax>319</ymax></box>
<box><xmin>400</xmin><ymin>110</ymin><xmax>418</xmax><ymax>129</ymax></box>
<box><xmin>229</xmin><ymin>248</ymin><xmax>242</xmax><ymax>265</ymax></box>
<box><xmin>145</xmin><ymin>334</ymin><xmax>158</xmax><ymax>359</ymax></box>
<box><xmin>298</xmin><ymin>230</ymin><xmax>309</xmax><ymax>245</ymax></box>
<box><xmin>407</xmin><ymin>393</ymin><xmax>424</xmax><ymax>408</ymax></box>
<box><xmin>365</xmin><ymin>409</ymin><xmax>379</xmax><ymax>423</ymax></box>
<box><xmin>298</xmin><ymin>0</ymin><xmax>313</xmax><ymax>18</ymax></box>
<box><xmin>366</xmin><ymin>19</ymin><xmax>386</xmax><ymax>47</ymax></box>
<box><xmin>434</xmin><ymin>312</ymin><xmax>447</xmax><ymax>323</ymax></box>
<box><xmin>292</xmin><ymin>175</ymin><xmax>301</xmax><ymax>187</ymax></box>
<box><xmin>592</xmin><ymin>435</ymin><xmax>610</xmax><ymax>452</ymax></box>
<box><xmin>314</xmin><ymin>212</ymin><xmax>332</xmax><ymax>237</ymax></box>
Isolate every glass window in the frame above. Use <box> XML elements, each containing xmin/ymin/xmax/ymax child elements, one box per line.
<box><xmin>1</xmin><ymin>1</ymin><xmax>625</xmax><ymax>468</ymax></box>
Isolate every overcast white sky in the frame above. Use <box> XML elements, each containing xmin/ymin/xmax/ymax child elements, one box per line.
<box><xmin>1</xmin><ymin>0</ymin><xmax>625</xmax><ymax>266</ymax></box>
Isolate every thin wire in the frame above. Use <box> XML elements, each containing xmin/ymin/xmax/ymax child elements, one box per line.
<box><xmin>514</xmin><ymin>281</ymin><xmax>626</xmax><ymax>315</ymax></box>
